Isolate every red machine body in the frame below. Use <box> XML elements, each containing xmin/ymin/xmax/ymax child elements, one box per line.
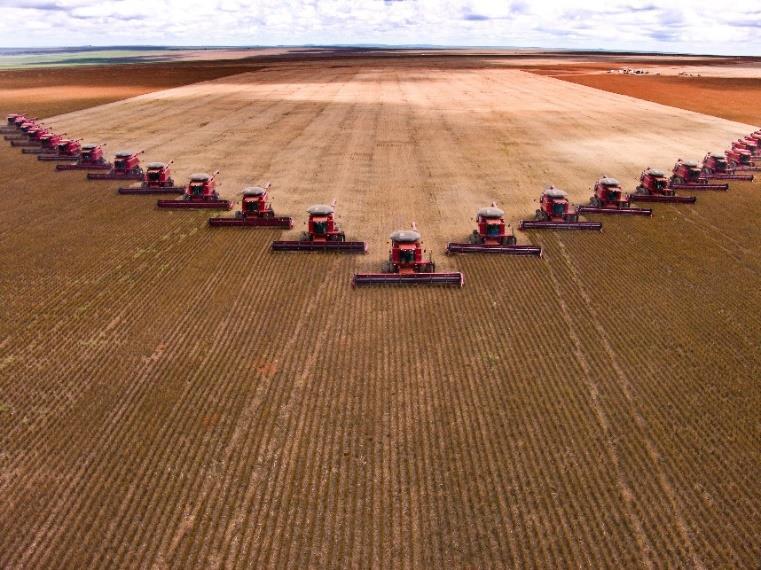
<box><xmin>271</xmin><ymin>201</ymin><xmax>365</xmax><ymax>251</ymax></box>
<box><xmin>630</xmin><ymin>168</ymin><xmax>697</xmax><ymax>203</ymax></box>
<box><xmin>55</xmin><ymin>143</ymin><xmax>111</xmax><ymax>171</ymax></box>
<box><xmin>37</xmin><ymin>138</ymin><xmax>82</xmax><ymax>161</ymax></box>
<box><xmin>21</xmin><ymin>132</ymin><xmax>66</xmax><ymax>154</ymax></box>
<box><xmin>353</xmin><ymin>225</ymin><xmax>463</xmax><ymax>286</ymax></box>
<box><xmin>119</xmin><ymin>161</ymin><xmax>184</xmax><ymax>194</ymax></box>
<box><xmin>669</xmin><ymin>159</ymin><xmax>728</xmax><ymax>190</ymax></box>
<box><xmin>701</xmin><ymin>152</ymin><xmax>753</xmax><ymax>181</ymax></box>
<box><xmin>1</xmin><ymin>114</ymin><xmax>24</xmax><ymax>134</ymax></box>
<box><xmin>447</xmin><ymin>203</ymin><xmax>543</xmax><ymax>254</ymax></box>
<box><xmin>4</xmin><ymin>119</ymin><xmax>39</xmax><ymax>141</ymax></box>
<box><xmin>520</xmin><ymin>187</ymin><xmax>602</xmax><ymax>230</ymax></box>
<box><xmin>88</xmin><ymin>150</ymin><xmax>144</xmax><ymax>180</ymax></box>
<box><xmin>725</xmin><ymin>148</ymin><xmax>761</xmax><ymax>171</ymax></box>
<box><xmin>210</xmin><ymin>184</ymin><xmax>292</xmax><ymax>227</ymax></box>
<box><xmin>10</xmin><ymin>126</ymin><xmax>48</xmax><ymax>147</ymax></box>
<box><xmin>577</xmin><ymin>177</ymin><xmax>652</xmax><ymax>216</ymax></box>
<box><xmin>157</xmin><ymin>171</ymin><xmax>231</xmax><ymax>209</ymax></box>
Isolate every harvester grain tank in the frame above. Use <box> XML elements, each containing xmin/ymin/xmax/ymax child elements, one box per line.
<box><xmin>669</xmin><ymin>159</ymin><xmax>728</xmax><ymax>190</ymax></box>
<box><xmin>353</xmin><ymin>224</ymin><xmax>463</xmax><ymax>287</ymax></box>
<box><xmin>520</xmin><ymin>187</ymin><xmax>602</xmax><ymax>230</ymax></box>
<box><xmin>88</xmin><ymin>150</ymin><xmax>144</xmax><ymax>180</ymax></box>
<box><xmin>446</xmin><ymin>203</ymin><xmax>543</xmax><ymax>254</ymax></box>
<box><xmin>630</xmin><ymin>168</ymin><xmax>697</xmax><ymax>204</ymax></box>
<box><xmin>55</xmin><ymin>143</ymin><xmax>111</xmax><ymax>171</ymax></box>
<box><xmin>209</xmin><ymin>183</ymin><xmax>292</xmax><ymax>227</ymax></box>
<box><xmin>37</xmin><ymin>138</ymin><xmax>82</xmax><ymax>161</ymax></box>
<box><xmin>701</xmin><ymin>152</ymin><xmax>753</xmax><ymax>181</ymax></box>
<box><xmin>271</xmin><ymin>201</ymin><xmax>365</xmax><ymax>251</ymax></box>
<box><xmin>118</xmin><ymin>161</ymin><xmax>184</xmax><ymax>194</ymax></box>
<box><xmin>577</xmin><ymin>177</ymin><xmax>652</xmax><ymax>216</ymax></box>
<box><xmin>157</xmin><ymin>171</ymin><xmax>231</xmax><ymax>209</ymax></box>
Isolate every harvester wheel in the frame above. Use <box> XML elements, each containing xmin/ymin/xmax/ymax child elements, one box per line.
<box><xmin>672</xmin><ymin>176</ymin><xmax>684</xmax><ymax>184</ymax></box>
<box><xmin>590</xmin><ymin>196</ymin><xmax>600</xmax><ymax>207</ymax></box>
<box><xmin>469</xmin><ymin>230</ymin><xmax>479</xmax><ymax>244</ymax></box>
<box><xmin>502</xmin><ymin>235</ymin><xmax>517</xmax><ymax>246</ymax></box>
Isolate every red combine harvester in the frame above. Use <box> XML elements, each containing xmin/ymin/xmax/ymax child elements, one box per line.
<box><xmin>353</xmin><ymin>224</ymin><xmax>463</xmax><ymax>287</ymax></box>
<box><xmin>38</xmin><ymin>138</ymin><xmax>82</xmax><ymax>161</ymax></box>
<box><xmin>446</xmin><ymin>203</ymin><xmax>543</xmax><ymax>254</ymax></box>
<box><xmin>21</xmin><ymin>132</ymin><xmax>67</xmax><ymax>155</ymax></box>
<box><xmin>1</xmin><ymin>113</ymin><xmax>24</xmax><ymax>133</ymax></box>
<box><xmin>10</xmin><ymin>126</ymin><xmax>48</xmax><ymax>147</ymax></box>
<box><xmin>520</xmin><ymin>187</ymin><xmax>602</xmax><ymax>230</ymax></box>
<box><xmin>669</xmin><ymin>159</ymin><xmax>728</xmax><ymax>190</ymax></box>
<box><xmin>4</xmin><ymin>120</ymin><xmax>39</xmax><ymax>141</ymax></box>
<box><xmin>118</xmin><ymin>161</ymin><xmax>184</xmax><ymax>194</ymax></box>
<box><xmin>701</xmin><ymin>152</ymin><xmax>753</xmax><ymax>181</ymax></box>
<box><xmin>157</xmin><ymin>171</ymin><xmax>231</xmax><ymax>209</ymax></box>
<box><xmin>577</xmin><ymin>177</ymin><xmax>652</xmax><ymax>216</ymax></box>
<box><xmin>55</xmin><ymin>143</ymin><xmax>111</xmax><ymax>171</ymax></box>
<box><xmin>209</xmin><ymin>184</ymin><xmax>292</xmax><ymax>227</ymax></box>
<box><xmin>631</xmin><ymin>168</ymin><xmax>696</xmax><ymax>203</ymax></box>
<box><xmin>272</xmin><ymin>201</ymin><xmax>365</xmax><ymax>251</ymax></box>
<box><xmin>736</xmin><ymin>137</ymin><xmax>761</xmax><ymax>157</ymax></box>
<box><xmin>87</xmin><ymin>150</ymin><xmax>144</xmax><ymax>180</ymax></box>
<box><xmin>725</xmin><ymin>148</ymin><xmax>761</xmax><ymax>172</ymax></box>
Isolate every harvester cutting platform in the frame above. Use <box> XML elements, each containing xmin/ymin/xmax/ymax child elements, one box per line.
<box><xmin>119</xmin><ymin>161</ymin><xmax>184</xmax><ymax>194</ymax></box>
<box><xmin>272</xmin><ymin>201</ymin><xmax>365</xmax><ymax>251</ymax></box>
<box><xmin>55</xmin><ymin>143</ymin><xmax>111</xmax><ymax>171</ymax></box>
<box><xmin>353</xmin><ymin>224</ymin><xmax>463</xmax><ymax>287</ymax></box>
<box><xmin>520</xmin><ymin>187</ymin><xmax>602</xmax><ymax>230</ymax></box>
<box><xmin>38</xmin><ymin>139</ymin><xmax>82</xmax><ymax>161</ymax></box>
<box><xmin>157</xmin><ymin>171</ymin><xmax>231</xmax><ymax>209</ymax></box>
<box><xmin>701</xmin><ymin>152</ymin><xmax>753</xmax><ymax>181</ymax></box>
<box><xmin>209</xmin><ymin>183</ymin><xmax>291</xmax><ymax>227</ymax></box>
<box><xmin>669</xmin><ymin>160</ymin><xmax>728</xmax><ymax>190</ymax></box>
<box><xmin>577</xmin><ymin>177</ymin><xmax>652</xmax><ymax>216</ymax></box>
<box><xmin>446</xmin><ymin>203</ymin><xmax>543</xmax><ymax>254</ymax></box>
<box><xmin>631</xmin><ymin>169</ymin><xmax>697</xmax><ymax>204</ymax></box>
<box><xmin>88</xmin><ymin>150</ymin><xmax>144</xmax><ymax>180</ymax></box>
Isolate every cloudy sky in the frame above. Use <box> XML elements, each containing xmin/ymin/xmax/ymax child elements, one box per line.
<box><xmin>2</xmin><ymin>0</ymin><xmax>761</xmax><ymax>55</ymax></box>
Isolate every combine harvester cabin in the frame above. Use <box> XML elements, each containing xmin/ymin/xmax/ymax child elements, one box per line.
<box><xmin>88</xmin><ymin>150</ymin><xmax>144</xmax><ymax>180</ymax></box>
<box><xmin>157</xmin><ymin>171</ymin><xmax>231</xmax><ymax>210</ymax></box>
<box><xmin>272</xmin><ymin>201</ymin><xmax>365</xmax><ymax>252</ymax></box>
<box><xmin>520</xmin><ymin>187</ymin><xmax>602</xmax><ymax>230</ymax></box>
<box><xmin>446</xmin><ymin>203</ymin><xmax>542</xmax><ymax>255</ymax></box>
<box><xmin>701</xmin><ymin>152</ymin><xmax>753</xmax><ymax>181</ymax></box>
<box><xmin>55</xmin><ymin>143</ymin><xmax>111</xmax><ymax>171</ymax></box>
<box><xmin>38</xmin><ymin>138</ymin><xmax>83</xmax><ymax>162</ymax></box>
<box><xmin>669</xmin><ymin>160</ymin><xmax>728</xmax><ymax>190</ymax></box>
<box><xmin>119</xmin><ymin>161</ymin><xmax>184</xmax><ymax>194</ymax></box>
<box><xmin>630</xmin><ymin>168</ymin><xmax>697</xmax><ymax>204</ymax></box>
<box><xmin>208</xmin><ymin>183</ymin><xmax>291</xmax><ymax>227</ymax></box>
<box><xmin>577</xmin><ymin>177</ymin><xmax>652</xmax><ymax>216</ymax></box>
<box><xmin>353</xmin><ymin>224</ymin><xmax>463</xmax><ymax>287</ymax></box>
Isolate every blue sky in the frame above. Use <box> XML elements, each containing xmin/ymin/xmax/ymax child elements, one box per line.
<box><xmin>1</xmin><ymin>0</ymin><xmax>761</xmax><ymax>55</ymax></box>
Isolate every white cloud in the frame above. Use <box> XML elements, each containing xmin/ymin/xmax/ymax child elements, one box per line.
<box><xmin>0</xmin><ymin>0</ymin><xmax>759</xmax><ymax>54</ymax></box>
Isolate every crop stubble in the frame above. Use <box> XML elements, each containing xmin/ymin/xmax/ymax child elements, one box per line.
<box><xmin>0</xmin><ymin>57</ymin><xmax>759</xmax><ymax>568</ymax></box>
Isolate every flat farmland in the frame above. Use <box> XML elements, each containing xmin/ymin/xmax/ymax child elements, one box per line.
<box><xmin>1</xmin><ymin>54</ymin><xmax>760</xmax><ymax>568</ymax></box>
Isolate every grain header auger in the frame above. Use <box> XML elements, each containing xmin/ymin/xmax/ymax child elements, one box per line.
<box><xmin>157</xmin><ymin>171</ymin><xmax>231</xmax><ymax>210</ymax></box>
<box><xmin>577</xmin><ymin>177</ymin><xmax>653</xmax><ymax>217</ymax></box>
<box><xmin>669</xmin><ymin>159</ymin><xmax>728</xmax><ymax>191</ymax></box>
<box><xmin>37</xmin><ymin>138</ymin><xmax>82</xmax><ymax>161</ymax></box>
<box><xmin>118</xmin><ymin>161</ymin><xmax>184</xmax><ymax>194</ymax></box>
<box><xmin>701</xmin><ymin>152</ymin><xmax>754</xmax><ymax>181</ymax></box>
<box><xmin>271</xmin><ymin>200</ymin><xmax>366</xmax><ymax>252</ymax></box>
<box><xmin>353</xmin><ymin>223</ymin><xmax>463</xmax><ymax>287</ymax></box>
<box><xmin>56</xmin><ymin>143</ymin><xmax>112</xmax><ymax>171</ymax></box>
<box><xmin>519</xmin><ymin>187</ymin><xmax>602</xmax><ymax>231</ymax></box>
<box><xmin>446</xmin><ymin>203</ymin><xmax>542</xmax><ymax>255</ymax></box>
<box><xmin>630</xmin><ymin>168</ymin><xmax>697</xmax><ymax>204</ymax></box>
<box><xmin>208</xmin><ymin>183</ymin><xmax>292</xmax><ymax>227</ymax></box>
<box><xmin>87</xmin><ymin>150</ymin><xmax>145</xmax><ymax>180</ymax></box>
<box><xmin>725</xmin><ymin>148</ymin><xmax>761</xmax><ymax>172</ymax></box>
